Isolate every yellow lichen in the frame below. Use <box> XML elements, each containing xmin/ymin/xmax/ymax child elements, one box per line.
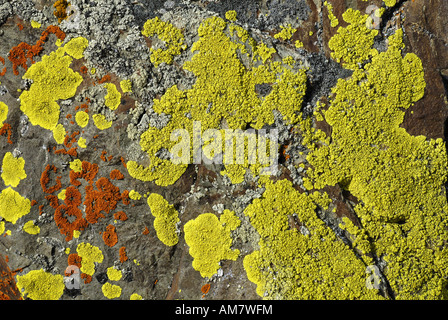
<box><xmin>30</xmin><ymin>20</ymin><xmax>41</xmax><ymax>28</ymax></box>
<box><xmin>274</xmin><ymin>24</ymin><xmax>296</xmax><ymax>40</ymax></box>
<box><xmin>141</xmin><ymin>17</ymin><xmax>186</xmax><ymax>67</ymax></box>
<box><xmin>92</xmin><ymin>114</ymin><xmax>112</xmax><ymax>130</ymax></box>
<box><xmin>77</xmin><ymin>137</ymin><xmax>87</xmax><ymax>148</ymax></box>
<box><xmin>0</xmin><ymin>101</ymin><xmax>8</xmax><ymax>125</ymax></box>
<box><xmin>20</xmin><ymin>47</ymin><xmax>83</xmax><ymax>131</ymax></box>
<box><xmin>76</xmin><ymin>242</ymin><xmax>104</xmax><ymax>276</ymax></box>
<box><xmin>324</xmin><ymin>1</ymin><xmax>339</xmax><ymax>27</ymax></box>
<box><xmin>243</xmin><ymin>179</ymin><xmax>382</xmax><ymax>299</ymax></box>
<box><xmin>16</xmin><ymin>269</ymin><xmax>65</xmax><ymax>300</ymax></box>
<box><xmin>63</xmin><ymin>36</ymin><xmax>89</xmax><ymax>59</ymax></box>
<box><xmin>102</xmin><ymin>282</ymin><xmax>122</xmax><ymax>299</ymax></box>
<box><xmin>52</xmin><ymin>123</ymin><xmax>66</xmax><ymax>144</ymax></box>
<box><xmin>23</xmin><ymin>220</ymin><xmax>40</xmax><ymax>235</ymax></box>
<box><xmin>104</xmin><ymin>83</ymin><xmax>121</xmax><ymax>111</ymax></box>
<box><xmin>107</xmin><ymin>267</ymin><xmax>122</xmax><ymax>281</ymax></box>
<box><xmin>0</xmin><ymin>187</ymin><xmax>31</xmax><ymax>224</ymax></box>
<box><xmin>0</xmin><ymin>221</ymin><xmax>4</xmax><ymax>235</ymax></box>
<box><xmin>75</xmin><ymin>111</ymin><xmax>89</xmax><ymax>128</ymax></box>
<box><xmin>57</xmin><ymin>189</ymin><xmax>66</xmax><ymax>200</ymax></box>
<box><xmin>129</xmin><ymin>190</ymin><xmax>141</xmax><ymax>200</ymax></box>
<box><xmin>147</xmin><ymin>193</ymin><xmax>180</xmax><ymax>246</ymax></box>
<box><xmin>225</xmin><ymin>10</ymin><xmax>237</xmax><ymax>21</ymax></box>
<box><xmin>184</xmin><ymin>210</ymin><xmax>240</xmax><ymax>278</ymax></box>
<box><xmin>69</xmin><ymin>159</ymin><xmax>82</xmax><ymax>173</ymax></box>
<box><xmin>130</xmin><ymin>293</ymin><xmax>143</xmax><ymax>300</ymax></box>
<box><xmin>120</xmin><ymin>79</ymin><xmax>132</xmax><ymax>93</ymax></box>
<box><xmin>1</xmin><ymin>152</ymin><xmax>27</xmax><ymax>187</ymax></box>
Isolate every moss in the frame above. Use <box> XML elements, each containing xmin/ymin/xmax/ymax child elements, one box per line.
<box><xmin>52</xmin><ymin>123</ymin><xmax>66</xmax><ymax>144</ymax></box>
<box><xmin>104</xmin><ymin>83</ymin><xmax>121</xmax><ymax>111</ymax></box>
<box><xmin>23</xmin><ymin>220</ymin><xmax>40</xmax><ymax>235</ymax></box>
<box><xmin>20</xmin><ymin>47</ymin><xmax>83</xmax><ymax>131</ymax></box>
<box><xmin>0</xmin><ymin>101</ymin><xmax>8</xmax><ymax>125</ymax></box>
<box><xmin>0</xmin><ymin>187</ymin><xmax>31</xmax><ymax>224</ymax></box>
<box><xmin>107</xmin><ymin>267</ymin><xmax>122</xmax><ymax>281</ymax></box>
<box><xmin>243</xmin><ymin>179</ymin><xmax>382</xmax><ymax>299</ymax></box>
<box><xmin>76</xmin><ymin>242</ymin><xmax>104</xmax><ymax>276</ymax></box>
<box><xmin>93</xmin><ymin>114</ymin><xmax>112</xmax><ymax>130</ymax></box>
<box><xmin>16</xmin><ymin>269</ymin><xmax>64</xmax><ymax>300</ymax></box>
<box><xmin>184</xmin><ymin>210</ymin><xmax>240</xmax><ymax>278</ymax></box>
<box><xmin>75</xmin><ymin>111</ymin><xmax>89</xmax><ymax>128</ymax></box>
<box><xmin>102</xmin><ymin>282</ymin><xmax>122</xmax><ymax>299</ymax></box>
<box><xmin>147</xmin><ymin>193</ymin><xmax>180</xmax><ymax>246</ymax></box>
<box><xmin>1</xmin><ymin>152</ymin><xmax>27</xmax><ymax>187</ymax></box>
<box><xmin>63</xmin><ymin>36</ymin><xmax>88</xmax><ymax>59</ymax></box>
<box><xmin>274</xmin><ymin>24</ymin><xmax>297</xmax><ymax>40</ymax></box>
<box><xmin>304</xmin><ymin>19</ymin><xmax>448</xmax><ymax>298</ymax></box>
<box><xmin>120</xmin><ymin>79</ymin><xmax>132</xmax><ymax>93</ymax></box>
<box><xmin>141</xmin><ymin>17</ymin><xmax>186</xmax><ymax>67</ymax></box>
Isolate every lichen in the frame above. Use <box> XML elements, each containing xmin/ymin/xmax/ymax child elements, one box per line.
<box><xmin>20</xmin><ymin>46</ymin><xmax>83</xmax><ymax>131</ymax></box>
<box><xmin>243</xmin><ymin>179</ymin><xmax>382</xmax><ymax>299</ymax></box>
<box><xmin>184</xmin><ymin>210</ymin><xmax>240</xmax><ymax>278</ymax></box>
<box><xmin>107</xmin><ymin>267</ymin><xmax>122</xmax><ymax>281</ymax></box>
<box><xmin>23</xmin><ymin>220</ymin><xmax>40</xmax><ymax>235</ymax></box>
<box><xmin>76</xmin><ymin>242</ymin><xmax>104</xmax><ymax>276</ymax></box>
<box><xmin>141</xmin><ymin>17</ymin><xmax>186</xmax><ymax>67</ymax></box>
<box><xmin>1</xmin><ymin>152</ymin><xmax>27</xmax><ymax>188</ymax></box>
<box><xmin>75</xmin><ymin>111</ymin><xmax>89</xmax><ymax>128</ymax></box>
<box><xmin>16</xmin><ymin>269</ymin><xmax>64</xmax><ymax>300</ymax></box>
<box><xmin>52</xmin><ymin>123</ymin><xmax>66</xmax><ymax>144</ymax></box>
<box><xmin>304</xmin><ymin>16</ymin><xmax>448</xmax><ymax>298</ymax></box>
<box><xmin>69</xmin><ymin>159</ymin><xmax>82</xmax><ymax>173</ymax></box>
<box><xmin>274</xmin><ymin>24</ymin><xmax>297</xmax><ymax>40</ymax></box>
<box><xmin>63</xmin><ymin>36</ymin><xmax>88</xmax><ymax>59</ymax></box>
<box><xmin>104</xmin><ymin>83</ymin><xmax>121</xmax><ymax>111</ymax></box>
<box><xmin>128</xmin><ymin>16</ymin><xmax>306</xmax><ymax>186</ymax></box>
<box><xmin>120</xmin><ymin>79</ymin><xmax>132</xmax><ymax>93</ymax></box>
<box><xmin>0</xmin><ymin>187</ymin><xmax>31</xmax><ymax>224</ymax></box>
<box><xmin>147</xmin><ymin>193</ymin><xmax>180</xmax><ymax>246</ymax></box>
<box><xmin>102</xmin><ymin>282</ymin><xmax>122</xmax><ymax>299</ymax></box>
<box><xmin>0</xmin><ymin>102</ymin><xmax>8</xmax><ymax>125</ymax></box>
<box><xmin>93</xmin><ymin>114</ymin><xmax>112</xmax><ymax>130</ymax></box>
<box><xmin>324</xmin><ymin>1</ymin><xmax>339</xmax><ymax>27</ymax></box>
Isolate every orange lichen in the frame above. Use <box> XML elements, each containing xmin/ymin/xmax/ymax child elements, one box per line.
<box><xmin>102</xmin><ymin>224</ymin><xmax>118</xmax><ymax>247</ymax></box>
<box><xmin>69</xmin><ymin>161</ymin><xmax>99</xmax><ymax>186</ymax></box>
<box><xmin>84</xmin><ymin>177</ymin><xmax>123</xmax><ymax>224</ymax></box>
<box><xmin>201</xmin><ymin>283</ymin><xmax>211</xmax><ymax>294</ymax></box>
<box><xmin>55</xmin><ymin>147</ymin><xmax>78</xmax><ymax>157</ymax></box>
<box><xmin>67</xmin><ymin>253</ymin><xmax>82</xmax><ymax>268</ymax></box>
<box><xmin>120</xmin><ymin>156</ymin><xmax>127</xmax><ymax>169</ymax></box>
<box><xmin>119</xmin><ymin>247</ymin><xmax>128</xmax><ymax>263</ymax></box>
<box><xmin>121</xmin><ymin>190</ymin><xmax>130</xmax><ymax>205</ymax></box>
<box><xmin>0</xmin><ymin>255</ymin><xmax>22</xmax><ymax>300</ymax></box>
<box><xmin>142</xmin><ymin>226</ymin><xmax>150</xmax><ymax>235</ymax></box>
<box><xmin>113</xmin><ymin>211</ymin><xmax>128</xmax><ymax>221</ymax></box>
<box><xmin>97</xmin><ymin>74</ymin><xmax>111</xmax><ymax>84</ymax></box>
<box><xmin>54</xmin><ymin>186</ymin><xmax>88</xmax><ymax>241</ymax></box>
<box><xmin>0</xmin><ymin>123</ymin><xmax>13</xmax><ymax>144</ymax></box>
<box><xmin>81</xmin><ymin>273</ymin><xmax>92</xmax><ymax>284</ymax></box>
<box><xmin>17</xmin><ymin>23</ymin><xmax>24</xmax><ymax>31</ymax></box>
<box><xmin>0</xmin><ymin>56</ymin><xmax>6</xmax><ymax>76</ymax></box>
<box><xmin>8</xmin><ymin>25</ymin><xmax>65</xmax><ymax>75</ymax></box>
<box><xmin>40</xmin><ymin>164</ymin><xmax>62</xmax><ymax>194</ymax></box>
<box><xmin>100</xmin><ymin>150</ymin><xmax>107</xmax><ymax>162</ymax></box>
<box><xmin>45</xmin><ymin>194</ymin><xmax>60</xmax><ymax>209</ymax></box>
<box><xmin>110</xmin><ymin>169</ymin><xmax>124</xmax><ymax>180</ymax></box>
<box><xmin>30</xmin><ymin>200</ymin><xmax>37</xmax><ymax>207</ymax></box>
<box><xmin>53</xmin><ymin>0</ymin><xmax>70</xmax><ymax>23</ymax></box>
<box><xmin>80</xmin><ymin>66</ymin><xmax>88</xmax><ymax>74</ymax></box>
